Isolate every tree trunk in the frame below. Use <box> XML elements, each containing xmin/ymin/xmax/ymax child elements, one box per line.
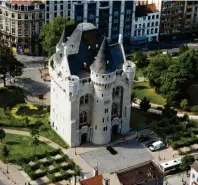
<box><xmin>3</xmin><ymin>73</ymin><xmax>6</xmax><ymax>87</ymax></box>
<box><xmin>6</xmin><ymin>159</ymin><xmax>8</xmax><ymax>173</ymax></box>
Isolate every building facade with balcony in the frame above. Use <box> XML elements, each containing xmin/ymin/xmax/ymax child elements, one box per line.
<box><xmin>0</xmin><ymin>0</ymin><xmax>45</xmax><ymax>55</ymax></box>
<box><xmin>44</xmin><ymin>0</ymin><xmax>68</xmax><ymax>24</ymax></box>
<box><xmin>133</xmin><ymin>3</ymin><xmax>160</xmax><ymax>43</ymax></box>
<box><xmin>71</xmin><ymin>0</ymin><xmax>136</xmax><ymax>43</ymax></box>
<box><xmin>184</xmin><ymin>1</ymin><xmax>198</xmax><ymax>37</ymax></box>
<box><xmin>49</xmin><ymin>23</ymin><xmax>136</xmax><ymax>147</ymax></box>
<box><xmin>160</xmin><ymin>0</ymin><xmax>185</xmax><ymax>41</ymax></box>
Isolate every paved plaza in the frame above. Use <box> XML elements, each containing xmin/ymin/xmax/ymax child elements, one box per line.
<box><xmin>80</xmin><ymin>139</ymin><xmax>153</xmax><ymax>174</ymax></box>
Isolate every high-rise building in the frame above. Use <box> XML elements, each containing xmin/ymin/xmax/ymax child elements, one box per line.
<box><xmin>44</xmin><ymin>0</ymin><xmax>68</xmax><ymax>24</ymax></box>
<box><xmin>159</xmin><ymin>0</ymin><xmax>185</xmax><ymax>41</ymax></box>
<box><xmin>44</xmin><ymin>0</ymin><xmax>136</xmax><ymax>43</ymax></box>
<box><xmin>184</xmin><ymin>1</ymin><xmax>198</xmax><ymax>36</ymax></box>
<box><xmin>70</xmin><ymin>0</ymin><xmax>136</xmax><ymax>43</ymax></box>
<box><xmin>0</xmin><ymin>0</ymin><xmax>45</xmax><ymax>54</ymax></box>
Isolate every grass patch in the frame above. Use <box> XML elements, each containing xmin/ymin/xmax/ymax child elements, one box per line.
<box><xmin>133</xmin><ymin>81</ymin><xmax>166</xmax><ymax>105</ymax></box>
<box><xmin>0</xmin><ymin>134</ymin><xmax>53</xmax><ymax>163</ymax></box>
<box><xmin>136</xmin><ymin>69</ymin><xmax>143</xmax><ymax>78</ymax></box>
<box><xmin>130</xmin><ymin>107</ymin><xmax>161</xmax><ymax>130</ymax></box>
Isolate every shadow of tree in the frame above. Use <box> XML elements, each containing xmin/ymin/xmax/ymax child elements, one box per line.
<box><xmin>15</xmin><ymin>78</ymin><xmax>50</xmax><ymax>96</ymax></box>
<box><xmin>134</xmin><ymin>85</ymin><xmax>148</xmax><ymax>90</ymax></box>
<box><xmin>6</xmin><ymin>141</ymin><xmax>20</xmax><ymax>145</ymax></box>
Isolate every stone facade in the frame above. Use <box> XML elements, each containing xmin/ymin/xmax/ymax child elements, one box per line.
<box><xmin>49</xmin><ymin>23</ymin><xmax>136</xmax><ymax>147</ymax></box>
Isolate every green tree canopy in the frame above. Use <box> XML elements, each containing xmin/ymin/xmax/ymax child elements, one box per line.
<box><xmin>132</xmin><ymin>51</ymin><xmax>148</xmax><ymax>68</ymax></box>
<box><xmin>1</xmin><ymin>145</ymin><xmax>10</xmax><ymax>173</ymax></box>
<box><xmin>139</xmin><ymin>97</ymin><xmax>151</xmax><ymax>112</ymax></box>
<box><xmin>40</xmin><ymin>16</ymin><xmax>75</xmax><ymax>57</ymax></box>
<box><xmin>0</xmin><ymin>129</ymin><xmax>6</xmax><ymax>143</ymax></box>
<box><xmin>0</xmin><ymin>36</ymin><xmax>24</xmax><ymax>86</ymax></box>
<box><xmin>179</xmin><ymin>44</ymin><xmax>189</xmax><ymax>55</ymax></box>
<box><xmin>147</xmin><ymin>54</ymin><xmax>172</xmax><ymax>90</ymax></box>
<box><xmin>180</xmin><ymin>155</ymin><xmax>194</xmax><ymax>171</ymax></box>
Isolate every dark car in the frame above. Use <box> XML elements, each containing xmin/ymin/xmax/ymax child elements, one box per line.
<box><xmin>145</xmin><ymin>140</ymin><xmax>155</xmax><ymax>148</ymax></box>
<box><xmin>170</xmin><ymin>52</ymin><xmax>179</xmax><ymax>56</ymax></box>
<box><xmin>138</xmin><ymin>135</ymin><xmax>150</xmax><ymax>142</ymax></box>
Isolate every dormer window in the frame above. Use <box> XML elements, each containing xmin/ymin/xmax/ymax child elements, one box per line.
<box><xmin>34</xmin><ymin>3</ymin><xmax>39</xmax><ymax>10</ymax></box>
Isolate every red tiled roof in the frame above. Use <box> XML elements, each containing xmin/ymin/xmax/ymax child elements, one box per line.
<box><xmin>117</xmin><ymin>161</ymin><xmax>163</xmax><ymax>185</ymax></box>
<box><xmin>80</xmin><ymin>175</ymin><xmax>103</xmax><ymax>185</ymax></box>
<box><xmin>136</xmin><ymin>3</ymin><xmax>157</xmax><ymax>17</ymax></box>
<box><xmin>9</xmin><ymin>0</ymin><xmax>43</xmax><ymax>5</ymax></box>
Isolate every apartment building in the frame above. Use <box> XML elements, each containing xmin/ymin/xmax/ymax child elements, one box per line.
<box><xmin>71</xmin><ymin>0</ymin><xmax>136</xmax><ymax>43</ymax></box>
<box><xmin>160</xmin><ymin>0</ymin><xmax>185</xmax><ymax>41</ymax></box>
<box><xmin>44</xmin><ymin>0</ymin><xmax>68</xmax><ymax>24</ymax></box>
<box><xmin>0</xmin><ymin>0</ymin><xmax>45</xmax><ymax>54</ymax></box>
<box><xmin>184</xmin><ymin>1</ymin><xmax>198</xmax><ymax>36</ymax></box>
<box><xmin>133</xmin><ymin>3</ymin><xmax>160</xmax><ymax>43</ymax></box>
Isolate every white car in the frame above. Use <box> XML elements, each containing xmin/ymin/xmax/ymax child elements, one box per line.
<box><xmin>149</xmin><ymin>141</ymin><xmax>164</xmax><ymax>152</ymax></box>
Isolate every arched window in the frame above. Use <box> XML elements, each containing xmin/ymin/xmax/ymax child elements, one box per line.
<box><xmin>80</xmin><ymin>96</ymin><xmax>84</xmax><ymax>105</ymax></box>
<box><xmin>113</xmin><ymin>88</ymin><xmax>115</xmax><ymax>98</ymax></box>
<box><xmin>115</xmin><ymin>87</ymin><xmax>120</xmax><ymax>96</ymax></box>
<box><xmin>85</xmin><ymin>94</ymin><xmax>89</xmax><ymax>104</ymax></box>
<box><xmin>112</xmin><ymin>103</ymin><xmax>118</xmax><ymax>115</ymax></box>
<box><xmin>80</xmin><ymin>111</ymin><xmax>87</xmax><ymax>123</ymax></box>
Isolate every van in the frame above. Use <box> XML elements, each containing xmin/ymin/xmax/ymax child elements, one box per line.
<box><xmin>149</xmin><ymin>141</ymin><xmax>164</xmax><ymax>152</ymax></box>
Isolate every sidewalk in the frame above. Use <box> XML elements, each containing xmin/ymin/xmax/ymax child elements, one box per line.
<box><xmin>0</xmin><ymin>160</ymin><xmax>29</xmax><ymax>185</ymax></box>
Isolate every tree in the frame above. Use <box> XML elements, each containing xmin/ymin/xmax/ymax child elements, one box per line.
<box><xmin>0</xmin><ymin>36</ymin><xmax>24</xmax><ymax>86</ymax></box>
<box><xmin>74</xmin><ymin>165</ymin><xmax>81</xmax><ymax>185</ymax></box>
<box><xmin>181</xmin><ymin>155</ymin><xmax>194</xmax><ymax>174</ymax></box>
<box><xmin>132</xmin><ymin>51</ymin><xmax>148</xmax><ymax>69</ymax></box>
<box><xmin>180</xmin><ymin>99</ymin><xmax>189</xmax><ymax>110</ymax></box>
<box><xmin>0</xmin><ymin>129</ymin><xmax>6</xmax><ymax>144</ymax></box>
<box><xmin>162</xmin><ymin>104</ymin><xmax>177</xmax><ymax>118</ymax></box>
<box><xmin>139</xmin><ymin>97</ymin><xmax>151</xmax><ymax>112</ymax></box>
<box><xmin>131</xmin><ymin>92</ymin><xmax>136</xmax><ymax>103</ymax></box>
<box><xmin>30</xmin><ymin>125</ymin><xmax>40</xmax><ymax>155</ymax></box>
<box><xmin>179</xmin><ymin>44</ymin><xmax>189</xmax><ymax>55</ymax></box>
<box><xmin>147</xmin><ymin>54</ymin><xmax>172</xmax><ymax>90</ymax></box>
<box><xmin>40</xmin><ymin>16</ymin><xmax>75</xmax><ymax>57</ymax></box>
<box><xmin>1</xmin><ymin>145</ymin><xmax>10</xmax><ymax>173</ymax></box>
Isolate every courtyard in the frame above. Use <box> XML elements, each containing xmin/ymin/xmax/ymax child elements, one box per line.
<box><xmin>80</xmin><ymin>139</ymin><xmax>153</xmax><ymax>174</ymax></box>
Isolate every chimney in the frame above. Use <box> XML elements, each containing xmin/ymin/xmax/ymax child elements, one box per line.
<box><xmin>118</xmin><ymin>34</ymin><xmax>123</xmax><ymax>45</ymax></box>
<box><xmin>93</xmin><ymin>167</ymin><xmax>98</xmax><ymax>176</ymax></box>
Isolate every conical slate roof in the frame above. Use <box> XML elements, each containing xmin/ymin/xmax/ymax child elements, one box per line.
<box><xmin>90</xmin><ymin>37</ymin><xmax>116</xmax><ymax>74</ymax></box>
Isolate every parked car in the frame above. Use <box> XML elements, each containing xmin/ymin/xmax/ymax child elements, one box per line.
<box><xmin>145</xmin><ymin>140</ymin><xmax>156</xmax><ymax>148</ymax></box>
<box><xmin>138</xmin><ymin>135</ymin><xmax>150</xmax><ymax>142</ymax></box>
<box><xmin>149</xmin><ymin>141</ymin><xmax>164</xmax><ymax>151</ymax></box>
<box><xmin>170</xmin><ymin>52</ymin><xmax>179</xmax><ymax>56</ymax></box>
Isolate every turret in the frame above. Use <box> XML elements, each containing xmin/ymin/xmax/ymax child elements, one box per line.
<box><xmin>90</xmin><ymin>37</ymin><xmax>116</xmax><ymax>145</ymax></box>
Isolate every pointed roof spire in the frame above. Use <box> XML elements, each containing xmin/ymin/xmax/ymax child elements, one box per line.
<box><xmin>90</xmin><ymin>37</ymin><xmax>116</xmax><ymax>74</ymax></box>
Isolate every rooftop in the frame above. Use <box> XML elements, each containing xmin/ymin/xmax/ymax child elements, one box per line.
<box><xmin>54</xmin><ymin>23</ymin><xmax>125</xmax><ymax>77</ymax></box>
<box><xmin>8</xmin><ymin>0</ymin><xmax>43</xmax><ymax>5</ymax></box>
<box><xmin>135</xmin><ymin>3</ymin><xmax>157</xmax><ymax>17</ymax></box>
<box><xmin>80</xmin><ymin>174</ymin><xmax>103</xmax><ymax>185</ymax></box>
<box><xmin>117</xmin><ymin>161</ymin><xmax>163</xmax><ymax>185</ymax></box>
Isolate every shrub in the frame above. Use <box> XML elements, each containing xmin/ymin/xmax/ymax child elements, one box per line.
<box><xmin>180</xmin><ymin>99</ymin><xmax>189</xmax><ymax>110</ymax></box>
<box><xmin>31</xmin><ymin>162</ymin><xmax>42</xmax><ymax>171</ymax></box>
<box><xmin>47</xmin><ymin>173</ymin><xmax>56</xmax><ymax>183</ymax></box>
<box><xmin>190</xmin><ymin>105</ymin><xmax>198</xmax><ymax>113</ymax></box>
<box><xmin>23</xmin><ymin>164</ymin><xmax>33</xmax><ymax>174</ymax></box>
<box><xmin>39</xmin><ymin>124</ymin><xmax>50</xmax><ymax>132</ymax></box>
<box><xmin>30</xmin><ymin>171</ymin><xmax>47</xmax><ymax>180</ymax></box>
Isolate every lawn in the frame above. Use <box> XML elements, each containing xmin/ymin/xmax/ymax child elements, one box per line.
<box><xmin>0</xmin><ymin>87</ymin><xmax>68</xmax><ymax>148</ymax></box>
<box><xmin>130</xmin><ymin>107</ymin><xmax>161</xmax><ymax>130</ymax></box>
<box><xmin>132</xmin><ymin>81</ymin><xmax>166</xmax><ymax>105</ymax></box>
<box><xmin>0</xmin><ymin>134</ymin><xmax>53</xmax><ymax>163</ymax></box>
